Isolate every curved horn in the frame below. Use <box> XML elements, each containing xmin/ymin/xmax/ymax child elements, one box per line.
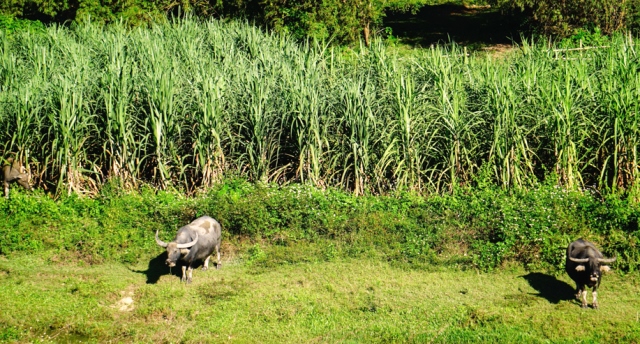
<box><xmin>598</xmin><ymin>257</ymin><xmax>616</xmax><ymax>264</ymax></box>
<box><xmin>176</xmin><ymin>233</ymin><xmax>198</xmax><ymax>249</ymax></box>
<box><xmin>568</xmin><ymin>257</ymin><xmax>589</xmax><ymax>263</ymax></box>
<box><xmin>155</xmin><ymin>230</ymin><xmax>168</xmax><ymax>248</ymax></box>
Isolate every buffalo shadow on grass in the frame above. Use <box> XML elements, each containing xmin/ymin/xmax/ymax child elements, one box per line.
<box><xmin>130</xmin><ymin>252</ymin><xmax>182</xmax><ymax>284</ymax></box>
<box><xmin>521</xmin><ymin>272</ymin><xmax>575</xmax><ymax>304</ymax></box>
<box><xmin>131</xmin><ymin>252</ymin><xmax>211</xmax><ymax>284</ymax></box>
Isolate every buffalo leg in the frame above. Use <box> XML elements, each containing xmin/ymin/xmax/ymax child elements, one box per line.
<box><xmin>592</xmin><ymin>289</ymin><xmax>598</xmax><ymax>309</ymax></box>
<box><xmin>3</xmin><ymin>181</ymin><xmax>8</xmax><ymax>198</ymax></box>
<box><xmin>216</xmin><ymin>244</ymin><xmax>221</xmax><ymax>269</ymax></box>
<box><xmin>575</xmin><ymin>283</ymin><xmax>588</xmax><ymax>308</ymax></box>
<box><xmin>187</xmin><ymin>266</ymin><xmax>193</xmax><ymax>283</ymax></box>
<box><xmin>575</xmin><ymin>284</ymin><xmax>583</xmax><ymax>300</ymax></box>
<box><xmin>580</xmin><ymin>289</ymin><xmax>588</xmax><ymax>308</ymax></box>
<box><xmin>203</xmin><ymin>256</ymin><xmax>211</xmax><ymax>271</ymax></box>
<box><xmin>181</xmin><ymin>266</ymin><xmax>187</xmax><ymax>282</ymax></box>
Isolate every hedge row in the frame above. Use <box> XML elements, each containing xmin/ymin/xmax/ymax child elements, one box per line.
<box><xmin>1</xmin><ymin>180</ymin><xmax>638</xmax><ymax>272</ymax></box>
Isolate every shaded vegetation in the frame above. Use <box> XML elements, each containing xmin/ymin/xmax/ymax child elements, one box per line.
<box><xmin>492</xmin><ymin>0</ymin><xmax>640</xmax><ymax>36</ymax></box>
<box><xmin>383</xmin><ymin>3</ymin><xmax>528</xmax><ymax>47</ymax></box>
<box><xmin>0</xmin><ymin>0</ymin><xmax>443</xmax><ymax>44</ymax></box>
<box><xmin>521</xmin><ymin>272</ymin><xmax>575</xmax><ymax>304</ymax></box>
<box><xmin>3</xmin><ymin>0</ymin><xmax>639</xmax><ymax>45</ymax></box>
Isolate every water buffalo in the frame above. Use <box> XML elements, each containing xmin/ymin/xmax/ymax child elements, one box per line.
<box><xmin>155</xmin><ymin>216</ymin><xmax>222</xmax><ymax>283</ymax></box>
<box><xmin>3</xmin><ymin>157</ymin><xmax>31</xmax><ymax>198</ymax></box>
<box><xmin>565</xmin><ymin>238</ymin><xmax>616</xmax><ymax>309</ymax></box>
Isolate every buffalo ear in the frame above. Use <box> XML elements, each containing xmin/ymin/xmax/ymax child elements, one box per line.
<box><xmin>601</xmin><ymin>265</ymin><xmax>611</xmax><ymax>273</ymax></box>
<box><xmin>575</xmin><ymin>265</ymin><xmax>585</xmax><ymax>272</ymax></box>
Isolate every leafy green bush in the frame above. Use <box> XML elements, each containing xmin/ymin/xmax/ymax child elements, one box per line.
<box><xmin>1</xmin><ymin>180</ymin><xmax>638</xmax><ymax>272</ymax></box>
<box><xmin>561</xmin><ymin>26</ymin><xmax>610</xmax><ymax>47</ymax></box>
<box><xmin>0</xmin><ymin>0</ymin><xmax>165</xmax><ymax>25</ymax></box>
<box><xmin>0</xmin><ymin>0</ymin><xmax>437</xmax><ymax>44</ymax></box>
<box><xmin>493</xmin><ymin>0</ymin><xmax>635</xmax><ymax>36</ymax></box>
<box><xmin>0</xmin><ymin>14</ymin><xmax>44</xmax><ymax>33</ymax></box>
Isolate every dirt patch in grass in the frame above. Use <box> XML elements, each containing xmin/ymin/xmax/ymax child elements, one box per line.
<box><xmin>480</xmin><ymin>43</ymin><xmax>518</xmax><ymax>58</ymax></box>
<box><xmin>113</xmin><ymin>285</ymin><xmax>136</xmax><ymax>312</ymax></box>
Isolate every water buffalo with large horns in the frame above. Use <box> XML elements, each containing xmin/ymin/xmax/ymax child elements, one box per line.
<box><xmin>155</xmin><ymin>216</ymin><xmax>222</xmax><ymax>283</ymax></box>
<box><xmin>565</xmin><ymin>238</ymin><xmax>616</xmax><ymax>309</ymax></box>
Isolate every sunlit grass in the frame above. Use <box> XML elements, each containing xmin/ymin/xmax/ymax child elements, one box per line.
<box><xmin>1</xmin><ymin>254</ymin><xmax>639</xmax><ymax>343</ymax></box>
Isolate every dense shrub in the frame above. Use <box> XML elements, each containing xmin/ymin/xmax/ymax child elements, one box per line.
<box><xmin>1</xmin><ymin>181</ymin><xmax>638</xmax><ymax>272</ymax></box>
<box><xmin>0</xmin><ymin>0</ymin><xmax>435</xmax><ymax>43</ymax></box>
<box><xmin>0</xmin><ymin>14</ymin><xmax>44</xmax><ymax>33</ymax></box>
<box><xmin>493</xmin><ymin>0</ymin><xmax>638</xmax><ymax>36</ymax></box>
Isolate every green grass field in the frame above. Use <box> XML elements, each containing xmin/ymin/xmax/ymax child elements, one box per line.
<box><xmin>1</xmin><ymin>252</ymin><xmax>639</xmax><ymax>343</ymax></box>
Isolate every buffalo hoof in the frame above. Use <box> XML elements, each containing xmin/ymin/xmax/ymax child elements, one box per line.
<box><xmin>202</xmin><ymin>266</ymin><xmax>208</xmax><ymax>271</ymax></box>
<box><xmin>187</xmin><ymin>277</ymin><xmax>192</xmax><ymax>284</ymax></box>
<box><xmin>592</xmin><ymin>303</ymin><xmax>599</xmax><ymax>309</ymax></box>
<box><xmin>216</xmin><ymin>264</ymin><xmax>221</xmax><ymax>270</ymax></box>
<box><xmin>581</xmin><ymin>303</ymin><xmax>588</xmax><ymax>309</ymax></box>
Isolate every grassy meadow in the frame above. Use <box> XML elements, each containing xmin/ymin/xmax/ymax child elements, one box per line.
<box><xmin>1</xmin><ymin>182</ymin><xmax>639</xmax><ymax>342</ymax></box>
<box><xmin>1</xmin><ymin>254</ymin><xmax>640</xmax><ymax>343</ymax></box>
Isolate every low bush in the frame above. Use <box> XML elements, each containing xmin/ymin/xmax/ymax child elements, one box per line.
<box><xmin>1</xmin><ymin>180</ymin><xmax>638</xmax><ymax>272</ymax></box>
<box><xmin>0</xmin><ymin>14</ymin><xmax>44</xmax><ymax>34</ymax></box>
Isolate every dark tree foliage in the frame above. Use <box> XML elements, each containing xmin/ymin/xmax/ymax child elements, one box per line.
<box><xmin>3</xmin><ymin>0</ymin><xmax>640</xmax><ymax>43</ymax></box>
<box><xmin>492</xmin><ymin>0</ymin><xmax>640</xmax><ymax>36</ymax></box>
<box><xmin>0</xmin><ymin>0</ymin><xmax>164</xmax><ymax>24</ymax></box>
<box><xmin>0</xmin><ymin>0</ymin><xmax>400</xmax><ymax>44</ymax></box>
<box><xmin>261</xmin><ymin>0</ymin><xmax>385</xmax><ymax>44</ymax></box>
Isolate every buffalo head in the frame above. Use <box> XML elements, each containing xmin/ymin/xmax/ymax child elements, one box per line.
<box><xmin>155</xmin><ymin>231</ymin><xmax>199</xmax><ymax>267</ymax></box>
<box><xmin>568</xmin><ymin>256</ymin><xmax>616</xmax><ymax>283</ymax></box>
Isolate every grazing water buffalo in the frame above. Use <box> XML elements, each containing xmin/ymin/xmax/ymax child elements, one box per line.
<box><xmin>565</xmin><ymin>239</ymin><xmax>616</xmax><ymax>309</ymax></box>
<box><xmin>3</xmin><ymin>157</ymin><xmax>31</xmax><ymax>198</ymax></box>
<box><xmin>155</xmin><ymin>216</ymin><xmax>222</xmax><ymax>283</ymax></box>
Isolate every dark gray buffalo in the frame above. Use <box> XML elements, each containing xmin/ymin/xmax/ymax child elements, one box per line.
<box><xmin>155</xmin><ymin>216</ymin><xmax>222</xmax><ymax>283</ymax></box>
<box><xmin>3</xmin><ymin>157</ymin><xmax>31</xmax><ymax>198</ymax></box>
<box><xmin>565</xmin><ymin>239</ymin><xmax>616</xmax><ymax>309</ymax></box>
